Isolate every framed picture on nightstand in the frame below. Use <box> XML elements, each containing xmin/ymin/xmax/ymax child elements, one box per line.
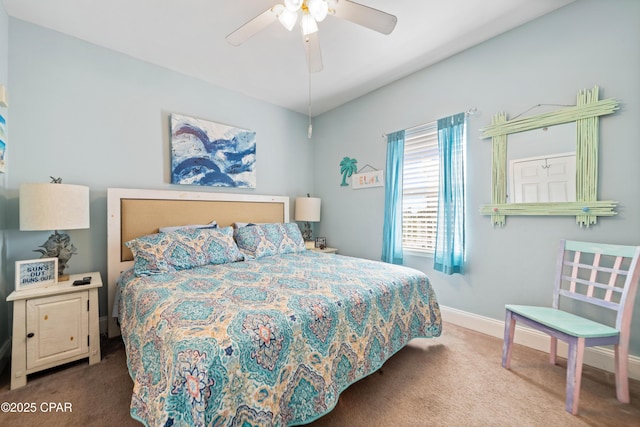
<box><xmin>15</xmin><ymin>258</ymin><xmax>58</xmax><ymax>291</ymax></box>
<box><xmin>315</xmin><ymin>237</ymin><xmax>326</xmax><ymax>249</ymax></box>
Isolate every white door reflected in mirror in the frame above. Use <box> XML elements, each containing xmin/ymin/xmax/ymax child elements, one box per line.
<box><xmin>509</xmin><ymin>152</ymin><xmax>576</xmax><ymax>203</ymax></box>
<box><xmin>506</xmin><ymin>122</ymin><xmax>576</xmax><ymax>203</ymax></box>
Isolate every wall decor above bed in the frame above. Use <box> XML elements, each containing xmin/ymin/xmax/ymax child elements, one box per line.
<box><xmin>480</xmin><ymin>86</ymin><xmax>619</xmax><ymax>227</ymax></box>
<box><xmin>0</xmin><ymin>113</ymin><xmax>7</xmax><ymax>173</ymax></box>
<box><xmin>170</xmin><ymin>113</ymin><xmax>256</xmax><ymax>188</ymax></box>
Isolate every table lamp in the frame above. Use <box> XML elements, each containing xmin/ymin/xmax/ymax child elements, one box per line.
<box><xmin>19</xmin><ymin>180</ymin><xmax>90</xmax><ymax>280</ymax></box>
<box><xmin>295</xmin><ymin>194</ymin><xmax>321</xmax><ymax>248</ymax></box>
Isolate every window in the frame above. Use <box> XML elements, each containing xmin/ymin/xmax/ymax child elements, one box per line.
<box><xmin>402</xmin><ymin>122</ymin><xmax>439</xmax><ymax>254</ymax></box>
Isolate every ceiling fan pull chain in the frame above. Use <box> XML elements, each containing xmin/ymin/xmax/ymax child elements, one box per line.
<box><xmin>307</xmin><ymin>74</ymin><xmax>313</xmax><ymax>138</ymax></box>
<box><xmin>308</xmin><ymin>33</ymin><xmax>313</xmax><ymax>139</ymax></box>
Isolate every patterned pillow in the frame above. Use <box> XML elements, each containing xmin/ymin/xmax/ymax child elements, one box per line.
<box><xmin>281</xmin><ymin>223</ymin><xmax>306</xmax><ymax>252</ymax></box>
<box><xmin>126</xmin><ymin>226</ymin><xmax>243</xmax><ymax>276</ymax></box>
<box><xmin>234</xmin><ymin>223</ymin><xmax>305</xmax><ymax>259</ymax></box>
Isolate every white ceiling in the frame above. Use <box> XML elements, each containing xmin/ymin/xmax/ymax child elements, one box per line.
<box><xmin>3</xmin><ymin>0</ymin><xmax>574</xmax><ymax>116</ymax></box>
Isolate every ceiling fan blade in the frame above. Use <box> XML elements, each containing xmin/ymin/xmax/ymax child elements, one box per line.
<box><xmin>303</xmin><ymin>32</ymin><xmax>324</xmax><ymax>73</ymax></box>
<box><xmin>331</xmin><ymin>0</ymin><xmax>397</xmax><ymax>35</ymax></box>
<box><xmin>226</xmin><ymin>8</ymin><xmax>278</xmax><ymax>46</ymax></box>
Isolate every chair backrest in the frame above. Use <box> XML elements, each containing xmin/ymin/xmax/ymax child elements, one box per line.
<box><xmin>553</xmin><ymin>240</ymin><xmax>640</xmax><ymax>333</ymax></box>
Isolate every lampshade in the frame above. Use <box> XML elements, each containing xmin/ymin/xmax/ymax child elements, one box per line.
<box><xmin>20</xmin><ymin>183</ymin><xmax>90</xmax><ymax>231</ymax></box>
<box><xmin>295</xmin><ymin>197</ymin><xmax>321</xmax><ymax>222</ymax></box>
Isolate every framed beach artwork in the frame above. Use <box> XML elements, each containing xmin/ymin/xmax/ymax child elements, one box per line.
<box><xmin>0</xmin><ymin>114</ymin><xmax>6</xmax><ymax>173</ymax></box>
<box><xmin>170</xmin><ymin>113</ymin><xmax>256</xmax><ymax>188</ymax></box>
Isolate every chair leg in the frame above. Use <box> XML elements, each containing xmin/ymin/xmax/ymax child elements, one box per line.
<box><xmin>502</xmin><ymin>310</ymin><xmax>516</xmax><ymax>369</ymax></box>
<box><xmin>614</xmin><ymin>343</ymin><xmax>630</xmax><ymax>403</ymax></box>
<box><xmin>550</xmin><ymin>337</ymin><xmax>558</xmax><ymax>365</ymax></box>
<box><xmin>565</xmin><ymin>337</ymin><xmax>585</xmax><ymax>415</ymax></box>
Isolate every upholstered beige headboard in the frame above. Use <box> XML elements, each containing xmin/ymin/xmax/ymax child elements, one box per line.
<box><xmin>107</xmin><ymin>188</ymin><xmax>289</xmax><ymax>337</ymax></box>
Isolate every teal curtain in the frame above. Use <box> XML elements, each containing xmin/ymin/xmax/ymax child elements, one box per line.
<box><xmin>382</xmin><ymin>130</ymin><xmax>405</xmax><ymax>264</ymax></box>
<box><xmin>434</xmin><ymin>113</ymin><xmax>466</xmax><ymax>274</ymax></box>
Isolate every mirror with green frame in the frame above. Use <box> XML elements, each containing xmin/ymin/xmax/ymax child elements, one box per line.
<box><xmin>480</xmin><ymin>86</ymin><xmax>619</xmax><ymax>227</ymax></box>
<box><xmin>506</xmin><ymin>122</ymin><xmax>576</xmax><ymax>204</ymax></box>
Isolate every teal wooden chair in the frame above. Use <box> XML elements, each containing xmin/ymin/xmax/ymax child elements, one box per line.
<box><xmin>502</xmin><ymin>240</ymin><xmax>640</xmax><ymax>415</ymax></box>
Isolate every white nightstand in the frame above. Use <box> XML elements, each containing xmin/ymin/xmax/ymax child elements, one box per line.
<box><xmin>309</xmin><ymin>247</ymin><xmax>338</xmax><ymax>254</ymax></box>
<box><xmin>7</xmin><ymin>271</ymin><xmax>102</xmax><ymax>390</ymax></box>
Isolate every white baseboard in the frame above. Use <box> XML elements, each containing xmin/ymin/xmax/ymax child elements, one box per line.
<box><xmin>440</xmin><ymin>305</ymin><xmax>640</xmax><ymax>381</ymax></box>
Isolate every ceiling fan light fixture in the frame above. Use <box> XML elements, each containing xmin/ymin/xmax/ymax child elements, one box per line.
<box><xmin>325</xmin><ymin>0</ymin><xmax>338</xmax><ymax>14</ymax></box>
<box><xmin>308</xmin><ymin>0</ymin><xmax>329</xmax><ymax>22</ymax></box>
<box><xmin>284</xmin><ymin>0</ymin><xmax>303</xmax><ymax>12</ymax></box>
<box><xmin>301</xmin><ymin>13</ymin><xmax>318</xmax><ymax>36</ymax></box>
<box><xmin>277</xmin><ymin>8</ymin><xmax>298</xmax><ymax>31</ymax></box>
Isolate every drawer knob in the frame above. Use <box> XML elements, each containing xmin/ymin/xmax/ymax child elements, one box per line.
<box><xmin>26</xmin><ymin>333</ymin><xmax>34</xmax><ymax>338</ymax></box>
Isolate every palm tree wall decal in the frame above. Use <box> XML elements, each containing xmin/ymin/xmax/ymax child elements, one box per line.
<box><xmin>339</xmin><ymin>157</ymin><xmax>358</xmax><ymax>186</ymax></box>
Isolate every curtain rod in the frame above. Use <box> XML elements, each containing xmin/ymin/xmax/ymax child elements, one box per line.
<box><xmin>382</xmin><ymin>107</ymin><xmax>477</xmax><ymax>138</ymax></box>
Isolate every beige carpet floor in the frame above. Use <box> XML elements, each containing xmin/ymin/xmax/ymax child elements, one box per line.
<box><xmin>0</xmin><ymin>322</ymin><xmax>638</xmax><ymax>427</ymax></box>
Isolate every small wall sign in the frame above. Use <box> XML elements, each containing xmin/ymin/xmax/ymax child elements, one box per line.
<box><xmin>352</xmin><ymin>170</ymin><xmax>384</xmax><ymax>189</ymax></box>
<box><xmin>15</xmin><ymin>258</ymin><xmax>58</xmax><ymax>291</ymax></box>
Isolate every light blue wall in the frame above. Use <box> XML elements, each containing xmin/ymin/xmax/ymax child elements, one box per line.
<box><xmin>0</xmin><ymin>1</ymin><xmax>9</xmax><ymax>366</ymax></box>
<box><xmin>312</xmin><ymin>0</ymin><xmax>640</xmax><ymax>355</ymax></box>
<box><xmin>2</xmin><ymin>0</ymin><xmax>640</xmax><ymax>362</ymax></box>
<box><xmin>5</xmin><ymin>19</ymin><xmax>314</xmax><ymax>320</ymax></box>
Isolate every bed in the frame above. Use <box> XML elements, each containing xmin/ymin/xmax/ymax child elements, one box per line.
<box><xmin>107</xmin><ymin>188</ymin><xmax>442</xmax><ymax>427</ymax></box>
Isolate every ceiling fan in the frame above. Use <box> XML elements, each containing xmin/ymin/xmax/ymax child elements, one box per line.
<box><xmin>226</xmin><ymin>0</ymin><xmax>397</xmax><ymax>73</ymax></box>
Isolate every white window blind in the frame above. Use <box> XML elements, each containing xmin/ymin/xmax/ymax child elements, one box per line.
<box><xmin>402</xmin><ymin>122</ymin><xmax>439</xmax><ymax>253</ymax></box>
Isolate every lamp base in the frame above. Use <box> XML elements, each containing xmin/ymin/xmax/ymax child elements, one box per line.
<box><xmin>33</xmin><ymin>230</ymin><xmax>78</xmax><ymax>283</ymax></box>
<box><xmin>302</xmin><ymin>222</ymin><xmax>313</xmax><ymax>241</ymax></box>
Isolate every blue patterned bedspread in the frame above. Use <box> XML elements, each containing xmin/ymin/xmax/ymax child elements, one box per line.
<box><xmin>118</xmin><ymin>251</ymin><xmax>442</xmax><ymax>427</ymax></box>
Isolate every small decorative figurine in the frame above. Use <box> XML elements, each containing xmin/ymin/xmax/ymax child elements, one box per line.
<box><xmin>34</xmin><ymin>231</ymin><xmax>77</xmax><ymax>278</ymax></box>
